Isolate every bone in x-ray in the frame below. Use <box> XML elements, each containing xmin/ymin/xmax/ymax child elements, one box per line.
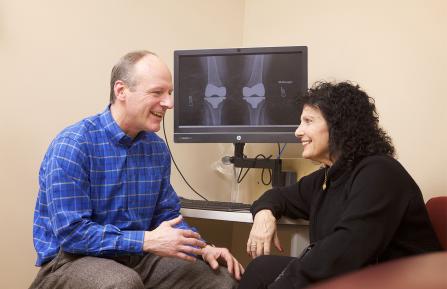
<box><xmin>203</xmin><ymin>56</ymin><xmax>227</xmax><ymax>125</ymax></box>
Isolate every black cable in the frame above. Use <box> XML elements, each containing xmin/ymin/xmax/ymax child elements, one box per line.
<box><xmin>237</xmin><ymin>167</ymin><xmax>250</xmax><ymax>183</ymax></box>
<box><xmin>260</xmin><ymin>154</ymin><xmax>273</xmax><ymax>186</ymax></box>
<box><xmin>261</xmin><ymin>167</ymin><xmax>272</xmax><ymax>186</ymax></box>
<box><xmin>277</xmin><ymin>143</ymin><xmax>287</xmax><ymax>159</ymax></box>
<box><xmin>237</xmin><ymin>154</ymin><xmax>273</xmax><ymax>184</ymax></box>
<box><xmin>162</xmin><ymin>117</ymin><xmax>208</xmax><ymax>201</ymax></box>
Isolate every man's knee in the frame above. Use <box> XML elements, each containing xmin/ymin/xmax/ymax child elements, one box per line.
<box><xmin>99</xmin><ymin>268</ymin><xmax>144</xmax><ymax>289</ymax></box>
<box><xmin>151</xmin><ymin>257</ymin><xmax>238</xmax><ymax>289</ymax></box>
<box><xmin>193</xmin><ymin>262</ymin><xmax>238</xmax><ymax>289</ymax></box>
<box><xmin>77</xmin><ymin>257</ymin><xmax>144</xmax><ymax>289</ymax></box>
<box><xmin>210</xmin><ymin>267</ymin><xmax>239</xmax><ymax>289</ymax></box>
<box><xmin>38</xmin><ymin>255</ymin><xmax>144</xmax><ymax>289</ymax></box>
<box><xmin>34</xmin><ymin>266</ymin><xmax>143</xmax><ymax>289</ymax></box>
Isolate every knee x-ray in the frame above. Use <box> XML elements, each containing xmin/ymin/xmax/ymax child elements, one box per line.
<box><xmin>176</xmin><ymin>51</ymin><xmax>305</xmax><ymax>127</ymax></box>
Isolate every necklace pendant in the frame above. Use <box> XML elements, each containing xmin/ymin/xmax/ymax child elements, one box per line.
<box><xmin>322</xmin><ymin>168</ymin><xmax>328</xmax><ymax>190</ymax></box>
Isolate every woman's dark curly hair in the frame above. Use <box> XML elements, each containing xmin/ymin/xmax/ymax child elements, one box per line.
<box><xmin>299</xmin><ymin>81</ymin><xmax>395</xmax><ymax>168</ymax></box>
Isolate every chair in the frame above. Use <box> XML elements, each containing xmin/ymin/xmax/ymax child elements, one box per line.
<box><xmin>308</xmin><ymin>252</ymin><xmax>447</xmax><ymax>289</ymax></box>
<box><xmin>426</xmin><ymin>196</ymin><xmax>447</xmax><ymax>250</ymax></box>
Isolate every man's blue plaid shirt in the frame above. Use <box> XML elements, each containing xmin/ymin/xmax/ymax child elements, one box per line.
<box><xmin>33</xmin><ymin>107</ymin><xmax>193</xmax><ymax>266</ymax></box>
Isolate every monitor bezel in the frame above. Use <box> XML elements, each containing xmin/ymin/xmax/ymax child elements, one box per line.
<box><xmin>173</xmin><ymin>46</ymin><xmax>307</xmax><ymax>143</ymax></box>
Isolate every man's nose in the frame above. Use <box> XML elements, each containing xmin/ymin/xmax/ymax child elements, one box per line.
<box><xmin>161</xmin><ymin>93</ymin><xmax>174</xmax><ymax>109</ymax></box>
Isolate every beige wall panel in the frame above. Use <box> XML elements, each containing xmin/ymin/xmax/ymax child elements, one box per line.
<box><xmin>0</xmin><ymin>0</ymin><xmax>244</xmax><ymax>287</ymax></box>
<box><xmin>243</xmin><ymin>0</ymin><xmax>447</xmax><ymax>200</ymax></box>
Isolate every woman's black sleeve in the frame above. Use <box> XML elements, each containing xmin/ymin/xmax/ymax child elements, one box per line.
<box><xmin>250</xmin><ymin>169</ymin><xmax>324</xmax><ymax>220</ymax></box>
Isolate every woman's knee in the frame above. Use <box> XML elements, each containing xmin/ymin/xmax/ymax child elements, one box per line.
<box><xmin>239</xmin><ymin>255</ymin><xmax>295</xmax><ymax>288</ymax></box>
<box><xmin>245</xmin><ymin>255</ymin><xmax>275</xmax><ymax>274</ymax></box>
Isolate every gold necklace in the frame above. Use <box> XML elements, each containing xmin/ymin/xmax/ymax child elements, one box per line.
<box><xmin>322</xmin><ymin>168</ymin><xmax>328</xmax><ymax>190</ymax></box>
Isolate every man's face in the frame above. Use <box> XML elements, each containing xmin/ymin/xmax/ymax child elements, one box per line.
<box><xmin>122</xmin><ymin>55</ymin><xmax>173</xmax><ymax>136</ymax></box>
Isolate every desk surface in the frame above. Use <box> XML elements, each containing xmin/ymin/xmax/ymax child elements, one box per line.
<box><xmin>180</xmin><ymin>208</ymin><xmax>308</xmax><ymax>225</ymax></box>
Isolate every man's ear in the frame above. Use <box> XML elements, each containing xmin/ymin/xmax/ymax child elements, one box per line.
<box><xmin>114</xmin><ymin>80</ymin><xmax>127</xmax><ymax>101</ymax></box>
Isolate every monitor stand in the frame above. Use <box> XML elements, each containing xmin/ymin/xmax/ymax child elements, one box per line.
<box><xmin>229</xmin><ymin>143</ymin><xmax>287</xmax><ymax>187</ymax></box>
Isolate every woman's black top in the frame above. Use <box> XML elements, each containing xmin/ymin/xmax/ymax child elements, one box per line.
<box><xmin>251</xmin><ymin>155</ymin><xmax>442</xmax><ymax>288</ymax></box>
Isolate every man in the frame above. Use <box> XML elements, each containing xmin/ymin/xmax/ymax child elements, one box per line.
<box><xmin>30</xmin><ymin>50</ymin><xmax>243</xmax><ymax>289</ymax></box>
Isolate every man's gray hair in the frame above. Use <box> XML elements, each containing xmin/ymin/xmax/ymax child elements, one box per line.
<box><xmin>109</xmin><ymin>50</ymin><xmax>156</xmax><ymax>103</ymax></box>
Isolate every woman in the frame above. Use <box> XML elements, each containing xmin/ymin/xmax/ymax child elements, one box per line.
<box><xmin>238</xmin><ymin>81</ymin><xmax>442</xmax><ymax>289</ymax></box>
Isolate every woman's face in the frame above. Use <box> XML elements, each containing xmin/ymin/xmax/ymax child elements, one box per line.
<box><xmin>295</xmin><ymin>105</ymin><xmax>332</xmax><ymax>166</ymax></box>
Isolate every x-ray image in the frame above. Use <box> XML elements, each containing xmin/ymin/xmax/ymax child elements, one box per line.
<box><xmin>177</xmin><ymin>52</ymin><xmax>303</xmax><ymax>127</ymax></box>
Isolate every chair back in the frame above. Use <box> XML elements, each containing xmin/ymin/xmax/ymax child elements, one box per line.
<box><xmin>426</xmin><ymin>196</ymin><xmax>447</xmax><ymax>250</ymax></box>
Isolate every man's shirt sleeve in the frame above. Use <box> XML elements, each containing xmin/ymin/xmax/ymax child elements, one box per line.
<box><xmin>45</xmin><ymin>137</ymin><xmax>144</xmax><ymax>256</ymax></box>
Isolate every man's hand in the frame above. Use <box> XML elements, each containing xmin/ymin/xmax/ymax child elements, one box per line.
<box><xmin>247</xmin><ymin>209</ymin><xmax>283</xmax><ymax>258</ymax></box>
<box><xmin>143</xmin><ymin>215</ymin><xmax>206</xmax><ymax>262</ymax></box>
<box><xmin>201</xmin><ymin>245</ymin><xmax>245</xmax><ymax>280</ymax></box>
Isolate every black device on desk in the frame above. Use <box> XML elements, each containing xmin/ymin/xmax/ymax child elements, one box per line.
<box><xmin>179</xmin><ymin>197</ymin><xmax>251</xmax><ymax>212</ymax></box>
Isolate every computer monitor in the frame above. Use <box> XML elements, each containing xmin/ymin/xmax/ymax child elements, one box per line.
<box><xmin>173</xmin><ymin>46</ymin><xmax>308</xmax><ymax>143</ymax></box>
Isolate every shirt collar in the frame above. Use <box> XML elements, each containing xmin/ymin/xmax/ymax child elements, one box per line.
<box><xmin>99</xmin><ymin>106</ymin><xmax>142</xmax><ymax>148</ymax></box>
<box><xmin>325</xmin><ymin>160</ymin><xmax>350</xmax><ymax>188</ymax></box>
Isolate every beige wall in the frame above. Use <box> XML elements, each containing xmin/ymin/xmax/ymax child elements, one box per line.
<box><xmin>1</xmin><ymin>0</ymin><xmax>446</xmax><ymax>288</ymax></box>
<box><xmin>242</xmin><ymin>0</ymin><xmax>447</xmax><ymax>199</ymax></box>
<box><xmin>0</xmin><ymin>1</ymin><xmax>245</xmax><ymax>287</ymax></box>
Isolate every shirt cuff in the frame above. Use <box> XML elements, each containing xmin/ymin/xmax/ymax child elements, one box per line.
<box><xmin>117</xmin><ymin>230</ymin><xmax>145</xmax><ymax>254</ymax></box>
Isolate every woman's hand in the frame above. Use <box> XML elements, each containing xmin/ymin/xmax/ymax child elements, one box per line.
<box><xmin>246</xmin><ymin>209</ymin><xmax>283</xmax><ymax>258</ymax></box>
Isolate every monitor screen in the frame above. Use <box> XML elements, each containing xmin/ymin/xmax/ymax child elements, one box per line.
<box><xmin>173</xmin><ymin>46</ymin><xmax>307</xmax><ymax>143</ymax></box>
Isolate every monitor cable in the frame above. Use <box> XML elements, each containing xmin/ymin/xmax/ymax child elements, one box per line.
<box><xmin>277</xmin><ymin>143</ymin><xmax>287</xmax><ymax>159</ymax></box>
<box><xmin>162</xmin><ymin>117</ymin><xmax>208</xmax><ymax>201</ymax></box>
<box><xmin>237</xmin><ymin>153</ymin><xmax>273</xmax><ymax>186</ymax></box>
